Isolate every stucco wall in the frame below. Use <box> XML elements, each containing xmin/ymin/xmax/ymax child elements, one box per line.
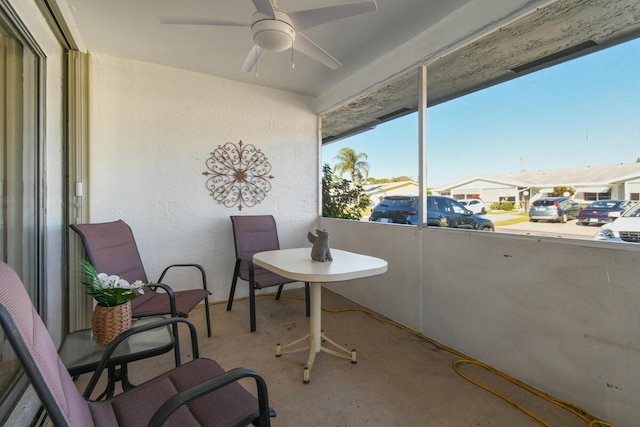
<box><xmin>319</xmin><ymin>217</ymin><xmax>640</xmax><ymax>427</ymax></box>
<box><xmin>88</xmin><ymin>53</ymin><xmax>319</xmax><ymax>301</ymax></box>
<box><xmin>321</xmin><ymin>219</ymin><xmax>422</xmax><ymax>329</ymax></box>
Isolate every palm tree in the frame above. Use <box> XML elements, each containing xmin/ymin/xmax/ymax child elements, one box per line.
<box><xmin>333</xmin><ymin>147</ymin><xmax>370</xmax><ymax>183</ymax></box>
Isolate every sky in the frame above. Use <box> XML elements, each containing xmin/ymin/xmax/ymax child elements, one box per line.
<box><xmin>322</xmin><ymin>37</ymin><xmax>640</xmax><ymax>188</ymax></box>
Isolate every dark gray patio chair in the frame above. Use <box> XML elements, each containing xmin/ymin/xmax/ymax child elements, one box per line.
<box><xmin>70</xmin><ymin>220</ymin><xmax>212</xmax><ymax>338</ymax></box>
<box><xmin>0</xmin><ymin>261</ymin><xmax>273</xmax><ymax>427</ymax></box>
<box><xmin>227</xmin><ymin>215</ymin><xmax>310</xmax><ymax>332</ymax></box>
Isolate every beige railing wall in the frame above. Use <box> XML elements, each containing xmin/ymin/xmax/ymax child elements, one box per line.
<box><xmin>319</xmin><ymin>216</ymin><xmax>640</xmax><ymax>427</ymax></box>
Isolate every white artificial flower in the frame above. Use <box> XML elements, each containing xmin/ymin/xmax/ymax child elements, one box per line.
<box><xmin>97</xmin><ymin>274</ymin><xmax>112</xmax><ymax>289</ymax></box>
<box><xmin>132</xmin><ymin>280</ymin><xmax>145</xmax><ymax>294</ymax></box>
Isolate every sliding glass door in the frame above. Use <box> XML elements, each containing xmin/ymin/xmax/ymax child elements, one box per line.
<box><xmin>0</xmin><ymin>10</ymin><xmax>44</xmax><ymax>419</ymax></box>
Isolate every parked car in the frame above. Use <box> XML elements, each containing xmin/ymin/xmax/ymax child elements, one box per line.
<box><xmin>528</xmin><ymin>197</ymin><xmax>581</xmax><ymax>223</ymax></box>
<box><xmin>595</xmin><ymin>202</ymin><xmax>640</xmax><ymax>243</ymax></box>
<box><xmin>369</xmin><ymin>195</ymin><xmax>494</xmax><ymax>230</ymax></box>
<box><xmin>577</xmin><ymin>200</ymin><xmax>635</xmax><ymax>226</ymax></box>
<box><xmin>459</xmin><ymin>199</ymin><xmax>488</xmax><ymax>215</ymax></box>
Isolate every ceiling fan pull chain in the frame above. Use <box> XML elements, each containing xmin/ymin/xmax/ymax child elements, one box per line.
<box><xmin>291</xmin><ymin>44</ymin><xmax>295</xmax><ymax>69</ymax></box>
<box><xmin>255</xmin><ymin>47</ymin><xmax>259</xmax><ymax>78</ymax></box>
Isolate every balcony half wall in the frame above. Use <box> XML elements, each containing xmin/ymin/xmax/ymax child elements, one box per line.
<box><xmin>320</xmin><ymin>217</ymin><xmax>640</xmax><ymax>427</ymax></box>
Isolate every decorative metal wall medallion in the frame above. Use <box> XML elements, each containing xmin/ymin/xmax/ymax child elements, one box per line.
<box><xmin>202</xmin><ymin>140</ymin><xmax>274</xmax><ymax>210</ymax></box>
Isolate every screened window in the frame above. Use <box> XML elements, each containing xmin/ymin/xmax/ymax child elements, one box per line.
<box><xmin>322</xmin><ymin>36</ymin><xmax>640</xmax><ymax>239</ymax></box>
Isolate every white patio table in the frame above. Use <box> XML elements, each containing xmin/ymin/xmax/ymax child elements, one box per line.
<box><xmin>253</xmin><ymin>247</ymin><xmax>388</xmax><ymax>383</ymax></box>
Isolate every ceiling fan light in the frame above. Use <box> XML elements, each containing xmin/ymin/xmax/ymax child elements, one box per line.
<box><xmin>251</xmin><ymin>10</ymin><xmax>295</xmax><ymax>52</ymax></box>
<box><xmin>254</xmin><ymin>27</ymin><xmax>293</xmax><ymax>51</ymax></box>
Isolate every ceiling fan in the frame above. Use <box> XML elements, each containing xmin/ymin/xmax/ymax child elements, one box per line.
<box><xmin>159</xmin><ymin>0</ymin><xmax>378</xmax><ymax>72</ymax></box>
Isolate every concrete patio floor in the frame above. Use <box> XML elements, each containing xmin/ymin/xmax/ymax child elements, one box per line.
<box><xmin>74</xmin><ymin>287</ymin><xmax>611</xmax><ymax>426</ymax></box>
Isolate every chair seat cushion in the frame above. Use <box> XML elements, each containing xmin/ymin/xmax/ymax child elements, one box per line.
<box><xmin>88</xmin><ymin>358</ymin><xmax>259</xmax><ymax>427</ymax></box>
<box><xmin>132</xmin><ymin>289</ymin><xmax>211</xmax><ymax>318</ymax></box>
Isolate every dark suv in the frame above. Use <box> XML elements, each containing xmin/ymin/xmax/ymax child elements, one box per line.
<box><xmin>528</xmin><ymin>196</ymin><xmax>580</xmax><ymax>223</ymax></box>
<box><xmin>369</xmin><ymin>195</ymin><xmax>494</xmax><ymax>230</ymax></box>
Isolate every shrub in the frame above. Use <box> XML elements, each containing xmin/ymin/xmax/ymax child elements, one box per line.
<box><xmin>490</xmin><ymin>201</ymin><xmax>515</xmax><ymax>211</ymax></box>
<box><xmin>322</xmin><ymin>164</ymin><xmax>371</xmax><ymax>220</ymax></box>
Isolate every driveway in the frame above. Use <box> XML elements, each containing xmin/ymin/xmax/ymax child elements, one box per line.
<box><xmin>362</xmin><ymin>212</ymin><xmax>601</xmax><ymax>240</ymax></box>
<box><xmin>497</xmin><ymin>219</ymin><xmax>600</xmax><ymax>240</ymax></box>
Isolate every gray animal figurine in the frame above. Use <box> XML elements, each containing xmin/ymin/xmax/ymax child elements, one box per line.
<box><xmin>308</xmin><ymin>229</ymin><xmax>333</xmax><ymax>262</ymax></box>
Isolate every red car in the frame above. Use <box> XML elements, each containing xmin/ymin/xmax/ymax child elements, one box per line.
<box><xmin>578</xmin><ymin>200</ymin><xmax>635</xmax><ymax>226</ymax></box>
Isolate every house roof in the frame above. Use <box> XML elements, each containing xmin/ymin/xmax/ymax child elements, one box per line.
<box><xmin>363</xmin><ymin>181</ymin><xmax>419</xmax><ymax>196</ymax></box>
<box><xmin>434</xmin><ymin>162</ymin><xmax>640</xmax><ymax>192</ymax></box>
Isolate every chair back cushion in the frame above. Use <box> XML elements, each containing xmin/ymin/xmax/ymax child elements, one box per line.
<box><xmin>0</xmin><ymin>263</ymin><xmax>95</xmax><ymax>426</ymax></box>
<box><xmin>71</xmin><ymin>220</ymin><xmax>149</xmax><ymax>284</ymax></box>
<box><xmin>231</xmin><ymin>215</ymin><xmax>282</xmax><ymax>281</ymax></box>
<box><xmin>231</xmin><ymin>215</ymin><xmax>281</xmax><ymax>258</ymax></box>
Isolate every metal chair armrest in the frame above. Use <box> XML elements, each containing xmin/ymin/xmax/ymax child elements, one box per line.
<box><xmin>147</xmin><ymin>367</ymin><xmax>272</xmax><ymax>427</ymax></box>
<box><xmin>83</xmin><ymin>317</ymin><xmax>199</xmax><ymax>398</ymax></box>
<box><xmin>144</xmin><ymin>282</ymin><xmax>178</xmax><ymax>318</ymax></box>
<box><xmin>157</xmin><ymin>263</ymin><xmax>208</xmax><ymax>291</ymax></box>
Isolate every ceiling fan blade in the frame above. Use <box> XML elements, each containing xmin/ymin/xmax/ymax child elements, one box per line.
<box><xmin>241</xmin><ymin>45</ymin><xmax>266</xmax><ymax>72</ymax></box>
<box><xmin>158</xmin><ymin>16</ymin><xmax>248</xmax><ymax>27</ymax></box>
<box><xmin>289</xmin><ymin>1</ymin><xmax>378</xmax><ymax>31</ymax></box>
<box><xmin>251</xmin><ymin>0</ymin><xmax>276</xmax><ymax>19</ymax></box>
<box><xmin>293</xmin><ymin>33</ymin><xmax>341</xmax><ymax>70</ymax></box>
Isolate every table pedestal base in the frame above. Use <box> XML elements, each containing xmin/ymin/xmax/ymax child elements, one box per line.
<box><xmin>276</xmin><ymin>331</ymin><xmax>356</xmax><ymax>383</ymax></box>
<box><xmin>275</xmin><ymin>283</ymin><xmax>356</xmax><ymax>383</ymax></box>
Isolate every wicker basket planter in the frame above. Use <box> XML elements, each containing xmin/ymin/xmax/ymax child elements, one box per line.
<box><xmin>92</xmin><ymin>301</ymin><xmax>132</xmax><ymax>345</ymax></box>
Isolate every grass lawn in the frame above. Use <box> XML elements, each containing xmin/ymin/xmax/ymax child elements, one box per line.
<box><xmin>489</xmin><ymin>212</ymin><xmax>530</xmax><ymax>227</ymax></box>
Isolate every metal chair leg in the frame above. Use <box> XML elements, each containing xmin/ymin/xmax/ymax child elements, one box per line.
<box><xmin>204</xmin><ymin>296</ymin><xmax>211</xmax><ymax>337</ymax></box>
<box><xmin>249</xmin><ymin>282</ymin><xmax>257</xmax><ymax>332</ymax></box>
<box><xmin>227</xmin><ymin>260</ymin><xmax>241</xmax><ymax>311</ymax></box>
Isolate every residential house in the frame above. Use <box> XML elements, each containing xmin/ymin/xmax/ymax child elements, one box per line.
<box><xmin>363</xmin><ymin>181</ymin><xmax>420</xmax><ymax>205</ymax></box>
<box><xmin>435</xmin><ymin>162</ymin><xmax>640</xmax><ymax>207</ymax></box>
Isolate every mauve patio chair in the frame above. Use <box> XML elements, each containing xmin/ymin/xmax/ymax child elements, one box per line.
<box><xmin>0</xmin><ymin>262</ymin><xmax>273</xmax><ymax>427</ymax></box>
<box><xmin>227</xmin><ymin>215</ymin><xmax>310</xmax><ymax>332</ymax></box>
<box><xmin>70</xmin><ymin>220</ymin><xmax>212</xmax><ymax>338</ymax></box>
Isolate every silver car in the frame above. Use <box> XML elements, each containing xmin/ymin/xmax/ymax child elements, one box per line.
<box><xmin>529</xmin><ymin>197</ymin><xmax>581</xmax><ymax>223</ymax></box>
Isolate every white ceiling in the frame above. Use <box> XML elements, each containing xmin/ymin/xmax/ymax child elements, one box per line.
<box><xmin>63</xmin><ymin>0</ymin><xmax>470</xmax><ymax>97</ymax></box>
<box><xmin>59</xmin><ymin>0</ymin><xmax>640</xmax><ymax>142</ymax></box>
